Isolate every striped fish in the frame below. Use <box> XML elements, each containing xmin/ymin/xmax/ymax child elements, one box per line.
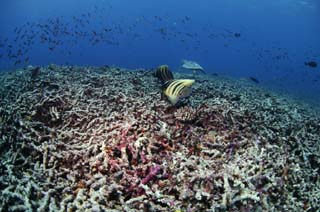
<box><xmin>163</xmin><ymin>79</ymin><xmax>195</xmax><ymax>105</ymax></box>
<box><xmin>154</xmin><ymin>65</ymin><xmax>174</xmax><ymax>83</ymax></box>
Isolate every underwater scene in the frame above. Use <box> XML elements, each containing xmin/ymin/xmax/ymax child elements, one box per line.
<box><xmin>0</xmin><ymin>0</ymin><xmax>319</xmax><ymax>211</ymax></box>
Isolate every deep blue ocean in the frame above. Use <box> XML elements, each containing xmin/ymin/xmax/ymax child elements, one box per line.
<box><xmin>1</xmin><ymin>0</ymin><xmax>319</xmax><ymax>106</ymax></box>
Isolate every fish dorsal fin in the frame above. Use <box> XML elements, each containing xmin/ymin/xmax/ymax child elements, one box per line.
<box><xmin>155</xmin><ymin>65</ymin><xmax>174</xmax><ymax>83</ymax></box>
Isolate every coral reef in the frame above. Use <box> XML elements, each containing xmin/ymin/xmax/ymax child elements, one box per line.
<box><xmin>0</xmin><ymin>65</ymin><xmax>319</xmax><ymax>211</ymax></box>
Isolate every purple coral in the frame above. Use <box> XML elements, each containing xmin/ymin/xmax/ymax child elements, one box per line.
<box><xmin>141</xmin><ymin>165</ymin><xmax>161</xmax><ymax>185</ymax></box>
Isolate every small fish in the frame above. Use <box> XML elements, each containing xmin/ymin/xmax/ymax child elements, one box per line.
<box><xmin>248</xmin><ymin>77</ymin><xmax>260</xmax><ymax>83</ymax></box>
<box><xmin>154</xmin><ymin>65</ymin><xmax>174</xmax><ymax>83</ymax></box>
<box><xmin>305</xmin><ymin>61</ymin><xmax>317</xmax><ymax>68</ymax></box>
<box><xmin>159</xmin><ymin>28</ymin><xmax>167</xmax><ymax>35</ymax></box>
<box><xmin>234</xmin><ymin>33</ymin><xmax>241</xmax><ymax>38</ymax></box>
<box><xmin>163</xmin><ymin>79</ymin><xmax>195</xmax><ymax>105</ymax></box>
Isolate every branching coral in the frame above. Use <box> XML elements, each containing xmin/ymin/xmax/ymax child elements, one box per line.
<box><xmin>0</xmin><ymin>65</ymin><xmax>319</xmax><ymax>211</ymax></box>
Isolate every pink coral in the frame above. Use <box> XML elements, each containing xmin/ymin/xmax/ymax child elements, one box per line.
<box><xmin>141</xmin><ymin>165</ymin><xmax>161</xmax><ymax>184</ymax></box>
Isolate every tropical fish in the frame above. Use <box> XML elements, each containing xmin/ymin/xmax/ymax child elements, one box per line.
<box><xmin>154</xmin><ymin>65</ymin><xmax>174</xmax><ymax>83</ymax></box>
<box><xmin>163</xmin><ymin>79</ymin><xmax>195</xmax><ymax>105</ymax></box>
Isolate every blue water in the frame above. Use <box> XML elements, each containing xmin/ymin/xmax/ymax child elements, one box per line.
<box><xmin>0</xmin><ymin>0</ymin><xmax>319</xmax><ymax>105</ymax></box>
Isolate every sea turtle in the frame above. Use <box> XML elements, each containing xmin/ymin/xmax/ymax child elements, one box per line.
<box><xmin>181</xmin><ymin>59</ymin><xmax>205</xmax><ymax>75</ymax></box>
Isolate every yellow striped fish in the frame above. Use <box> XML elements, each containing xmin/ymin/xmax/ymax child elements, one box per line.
<box><xmin>163</xmin><ymin>79</ymin><xmax>195</xmax><ymax>105</ymax></box>
<box><xmin>154</xmin><ymin>65</ymin><xmax>174</xmax><ymax>83</ymax></box>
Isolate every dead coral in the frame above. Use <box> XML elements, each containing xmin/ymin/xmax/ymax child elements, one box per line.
<box><xmin>0</xmin><ymin>65</ymin><xmax>319</xmax><ymax>212</ymax></box>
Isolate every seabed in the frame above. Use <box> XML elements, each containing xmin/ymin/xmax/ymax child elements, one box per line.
<box><xmin>0</xmin><ymin>65</ymin><xmax>319</xmax><ymax>211</ymax></box>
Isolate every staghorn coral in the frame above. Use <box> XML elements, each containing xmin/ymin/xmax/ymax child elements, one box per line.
<box><xmin>173</xmin><ymin>105</ymin><xmax>206</xmax><ymax>124</ymax></box>
<box><xmin>0</xmin><ymin>65</ymin><xmax>319</xmax><ymax>211</ymax></box>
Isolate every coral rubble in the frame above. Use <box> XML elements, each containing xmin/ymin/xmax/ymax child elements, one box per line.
<box><xmin>0</xmin><ymin>65</ymin><xmax>319</xmax><ymax>211</ymax></box>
